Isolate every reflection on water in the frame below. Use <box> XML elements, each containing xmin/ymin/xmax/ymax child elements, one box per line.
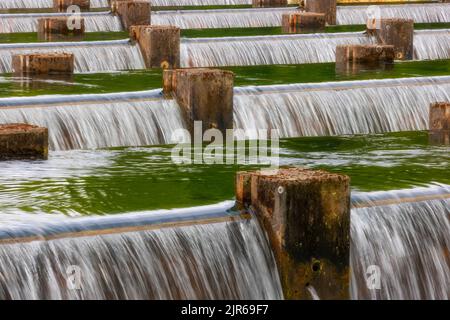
<box><xmin>0</xmin><ymin>131</ymin><xmax>448</xmax><ymax>215</ymax></box>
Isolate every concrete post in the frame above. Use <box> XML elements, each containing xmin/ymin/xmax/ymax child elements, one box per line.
<box><xmin>130</xmin><ymin>25</ymin><xmax>180</xmax><ymax>69</ymax></box>
<box><xmin>304</xmin><ymin>0</ymin><xmax>337</xmax><ymax>25</ymax></box>
<box><xmin>368</xmin><ymin>18</ymin><xmax>414</xmax><ymax>60</ymax></box>
<box><xmin>113</xmin><ymin>0</ymin><xmax>151</xmax><ymax>30</ymax></box>
<box><xmin>236</xmin><ymin>168</ymin><xmax>350</xmax><ymax>300</ymax></box>
<box><xmin>282</xmin><ymin>12</ymin><xmax>326</xmax><ymax>33</ymax></box>
<box><xmin>12</xmin><ymin>53</ymin><xmax>75</xmax><ymax>76</ymax></box>
<box><xmin>429</xmin><ymin>102</ymin><xmax>450</xmax><ymax>145</ymax></box>
<box><xmin>336</xmin><ymin>44</ymin><xmax>395</xmax><ymax>64</ymax></box>
<box><xmin>37</xmin><ymin>17</ymin><xmax>85</xmax><ymax>41</ymax></box>
<box><xmin>163</xmin><ymin>68</ymin><xmax>234</xmax><ymax>136</ymax></box>
<box><xmin>252</xmin><ymin>0</ymin><xmax>288</xmax><ymax>7</ymax></box>
<box><xmin>0</xmin><ymin>124</ymin><xmax>48</xmax><ymax>161</ymax></box>
<box><xmin>53</xmin><ymin>0</ymin><xmax>90</xmax><ymax>12</ymax></box>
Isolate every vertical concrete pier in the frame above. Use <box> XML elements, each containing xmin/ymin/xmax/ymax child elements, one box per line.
<box><xmin>53</xmin><ymin>0</ymin><xmax>90</xmax><ymax>12</ymax></box>
<box><xmin>282</xmin><ymin>12</ymin><xmax>325</xmax><ymax>33</ymax></box>
<box><xmin>130</xmin><ymin>25</ymin><xmax>180</xmax><ymax>69</ymax></box>
<box><xmin>163</xmin><ymin>68</ymin><xmax>234</xmax><ymax>136</ymax></box>
<box><xmin>304</xmin><ymin>0</ymin><xmax>337</xmax><ymax>25</ymax></box>
<box><xmin>368</xmin><ymin>18</ymin><xmax>414</xmax><ymax>60</ymax></box>
<box><xmin>236</xmin><ymin>168</ymin><xmax>350</xmax><ymax>299</ymax></box>
<box><xmin>252</xmin><ymin>0</ymin><xmax>288</xmax><ymax>7</ymax></box>
<box><xmin>113</xmin><ymin>0</ymin><xmax>151</xmax><ymax>30</ymax></box>
<box><xmin>37</xmin><ymin>17</ymin><xmax>85</xmax><ymax>41</ymax></box>
<box><xmin>429</xmin><ymin>102</ymin><xmax>450</xmax><ymax>145</ymax></box>
<box><xmin>12</xmin><ymin>53</ymin><xmax>75</xmax><ymax>76</ymax></box>
<box><xmin>0</xmin><ymin>124</ymin><xmax>48</xmax><ymax>161</ymax></box>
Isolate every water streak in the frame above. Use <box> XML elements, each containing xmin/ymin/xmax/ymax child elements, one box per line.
<box><xmin>0</xmin><ymin>0</ymin><xmax>109</xmax><ymax>9</ymax></box>
<box><xmin>181</xmin><ymin>30</ymin><xmax>450</xmax><ymax>67</ymax></box>
<box><xmin>0</xmin><ymin>40</ymin><xmax>145</xmax><ymax>73</ymax></box>
<box><xmin>0</xmin><ymin>12</ymin><xmax>122</xmax><ymax>33</ymax></box>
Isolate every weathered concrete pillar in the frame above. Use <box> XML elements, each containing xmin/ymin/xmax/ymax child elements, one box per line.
<box><xmin>429</xmin><ymin>102</ymin><xmax>450</xmax><ymax>145</ymax></box>
<box><xmin>163</xmin><ymin>68</ymin><xmax>234</xmax><ymax>136</ymax></box>
<box><xmin>113</xmin><ymin>0</ymin><xmax>151</xmax><ymax>30</ymax></box>
<box><xmin>53</xmin><ymin>0</ymin><xmax>90</xmax><ymax>12</ymax></box>
<box><xmin>236</xmin><ymin>168</ymin><xmax>350</xmax><ymax>300</ymax></box>
<box><xmin>12</xmin><ymin>53</ymin><xmax>75</xmax><ymax>76</ymax></box>
<box><xmin>37</xmin><ymin>17</ymin><xmax>85</xmax><ymax>41</ymax></box>
<box><xmin>368</xmin><ymin>18</ymin><xmax>414</xmax><ymax>60</ymax></box>
<box><xmin>304</xmin><ymin>0</ymin><xmax>337</xmax><ymax>25</ymax></box>
<box><xmin>252</xmin><ymin>0</ymin><xmax>288</xmax><ymax>7</ymax></box>
<box><xmin>336</xmin><ymin>44</ymin><xmax>395</xmax><ymax>64</ymax></box>
<box><xmin>282</xmin><ymin>12</ymin><xmax>325</xmax><ymax>33</ymax></box>
<box><xmin>130</xmin><ymin>25</ymin><xmax>180</xmax><ymax>69</ymax></box>
<box><xmin>0</xmin><ymin>124</ymin><xmax>48</xmax><ymax>161</ymax></box>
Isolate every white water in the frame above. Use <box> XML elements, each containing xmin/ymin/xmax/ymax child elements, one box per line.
<box><xmin>0</xmin><ymin>0</ymin><xmax>109</xmax><ymax>9</ymax></box>
<box><xmin>153</xmin><ymin>4</ymin><xmax>450</xmax><ymax>29</ymax></box>
<box><xmin>0</xmin><ymin>12</ymin><xmax>122</xmax><ymax>33</ymax></box>
<box><xmin>0</xmin><ymin>208</ymin><xmax>282</xmax><ymax>299</ymax></box>
<box><xmin>181</xmin><ymin>29</ymin><xmax>450</xmax><ymax>67</ymax></box>
<box><xmin>351</xmin><ymin>195</ymin><xmax>450</xmax><ymax>299</ymax></box>
<box><xmin>0</xmin><ymin>76</ymin><xmax>449</xmax><ymax>149</ymax></box>
<box><xmin>0</xmin><ymin>94</ymin><xmax>186</xmax><ymax>150</ymax></box>
<box><xmin>152</xmin><ymin>0</ymin><xmax>251</xmax><ymax>5</ymax></box>
<box><xmin>0</xmin><ymin>40</ymin><xmax>145</xmax><ymax>73</ymax></box>
<box><xmin>233</xmin><ymin>76</ymin><xmax>450</xmax><ymax>139</ymax></box>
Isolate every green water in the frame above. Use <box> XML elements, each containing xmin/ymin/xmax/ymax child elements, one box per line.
<box><xmin>0</xmin><ymin>131</ymin><xmax>448</xmax><ymax>215</ymax></box>
<box><xmin>1</xmin><ymin>59</ymin><xmax>449</xmax><ymax>97</ymax></box>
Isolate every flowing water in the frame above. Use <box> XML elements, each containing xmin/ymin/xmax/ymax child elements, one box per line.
<box><xmin>1</xmin><ymin>76</ymin><xmax>449</xmax><ymax>149</ymax></box>
<box><xmin>0</xmin><ymin>40</ymin><xmax>145</xmax><ymax>73</ymax></box>
<box><xmin>0</xmin><ymin>12</ymin><xmax>122</xmax><ymax>33</ymax></box>
<box><xmin>181</xmin><ymin>30</ymin><xmax>450</xmax><ymax>67</ymax></box>
<box><xmin>351</xmin><ymin>191</ymin><xmax>450</xmax><ymax>300</ymax></box>
<box><xmin>152</xmin><ymin>4</ymin><xmax>450</xmax><ymax>29</ymax></box>
<box><xmin>0</xmin><ymin>0</ymin><xmax>109</xmax><ymax>9</ymax></box>
<box><xmin>0</xmin><ymin>202</ymin><xmax>283</xmax><ymax>300</ymax></box>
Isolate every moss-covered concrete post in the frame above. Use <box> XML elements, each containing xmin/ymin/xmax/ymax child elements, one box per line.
<box><xmin>163</xmin><ymin>68</ymin><xmax>234</xmax><ymax>136</ymax></box>
<box><xmin>113</xmin><ymin>0</ymin><xmax>151</xmax><ymax>30</ymax></box>
<box><xmin>368</xmin><ymin>18</ymin><xmax>414</xmax><ymax>60</ymax></box>
<box><xmin>429</xmin><ymin>102</ymin><xmax>450</xmax><ymax>145</ymax></box>
<box><xmin>252</xmin><ymin>0</ymin><xmax>287</xmax><ymax>7</ymax></box>
<box><xmin>12</xmin><ymin>53</ymin><xmax>75</xmax><ymax>76</ymax></box>
<box><xmin>236</xmin><ymin>168</ymin><xmax>350</xmax><ymax>300</ymax></box>
<box><xmin>53</xmin><ymin>0</ymin><xmax>90</xmax><ymax>12</ymax></box>
<box><xmin>304</xmin><ymin>0</ymin><xmax>337</xmax><ymax>25</ymax></box>
<box><xmin>282</xmin><ymin>12</ymin><xmax>325</xmax><ymax>33</ymax></box>
<box><xmin>130</xmin><ymin>25</ymin><xmax>180</xmax><ymax>69</ymax></box>
<box><xmin>0</xmin><ymin>124</ymin><xmax>48</xmax><ymax>160</ymax></box>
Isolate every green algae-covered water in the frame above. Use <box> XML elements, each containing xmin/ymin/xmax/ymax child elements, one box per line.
<box><xmin>0</xmin><ymin>59</ymin><xmax>449</xmax><ymax>97</ymax></box>
<box><xmin>0</xmin><ymin>131</ymin><xmax>448</xmax><ymax>215</ymax></box>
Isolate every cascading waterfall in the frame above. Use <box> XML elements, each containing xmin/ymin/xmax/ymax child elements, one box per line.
<box><xmin>152</xmin><ymin>4</ymin><xmax>450</xmax><ymax>29</ymax></box>
<box><xmin>0</xmin><ymin>203</ymin><xmax>283</xmax><ymax>300</ymax></box>
<box><xmin>0</xmin><ymin>0</ymin><xmax>109</xmax><ymax>9</ymax></box>
<box><xmin>233</xmin><ymin>76</ymin><xmax>450</xmax><ymax>138</ymax></box>
<box><xmin>181</xmin><ymin>29</ymin><xmax>450</xmax><ymax>67</ymax></box>
<box><xmin>0</xmin><ymin>12</ymin><xmax>122</xmax><ymax>33</ymax></box>
<box><xmin>0</xmin><ymin>91</ymin><xmax>186</xmax><ymax>150</ymax></box>
<box><xmin>351</xmin><ymin>188</ymin><xmax>450</xmax><ymax>300</ymax></box>
<box><xmin>0</xmin><ymin>40</ymin><xmax>145</xmax><ymax>73</ymax></box>
<box><xmin>1</xmin><ymin>76</ymin><xmax>449</xmax><ymax>150</ymax></box>
<box><xmin>152</xmin><ymin>0</ymin><xmax>251</xmax><ymax>5</ymax></box>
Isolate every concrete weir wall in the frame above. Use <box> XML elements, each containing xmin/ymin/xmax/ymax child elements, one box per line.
<box><xmin>163</xmin><ymin>68</ymin><xmax>234</xmax><ymax>136</ymax></box>
<box><xmin>12</xmin><ymin>53</ymin><xmax>75</xmax><ymax>75</ymax></box>
<box><xmin>282</xmin><ymin>12</ymin><xmax>326</xmax><ymax>33</ymax></box>
<box><xmin>236</xmin><ymin>168</ymin><xmax>350</xmax><ymax>300</ymax></box>
<box><xmin>304</xmin><ymin>0</ymin><xmax>337</xmax><ymax>25</ymax></box>
<box><xmin>0</xmin><ymin>124</ymin><xmax>48</xmax><ymax>161</ymax></box>
<box><xmin>429</xmin><ymin>102</ymin><xmax>450</xmax><ymax>145</ymax></box>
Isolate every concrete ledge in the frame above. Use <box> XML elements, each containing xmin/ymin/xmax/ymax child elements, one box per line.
<box><xmin>12</xmin><ymin>53</ymin><xmax>75</xmax><ymax>75</ymax></box>
<box><xmin>0</xmin><ymin>124</ymin><xmax>48</xmax><ymax>161</ymax></box>
<box><xmin>282</xmin><ymin>12</ymin><xmax>325</xmax><ymax>33</ymax></box>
